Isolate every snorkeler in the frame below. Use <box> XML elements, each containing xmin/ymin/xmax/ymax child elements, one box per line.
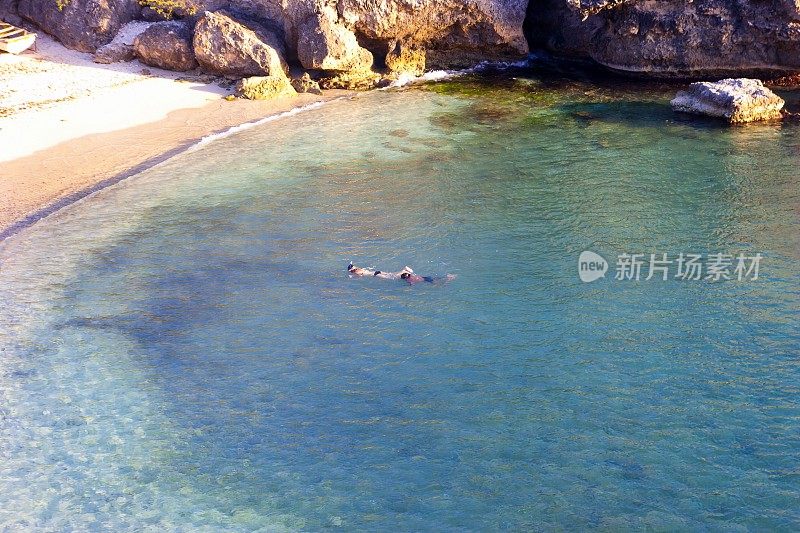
<box><xmin>348</xmin><ymin>263</ymin><xmax>455</xmax><ymax>284</ymax></box>
<box><xmin>347</xmin><ymin>263</ymin><xmax>376</xmax><ymax>277</ymax></box>
<box><xmin>400</xmin><ymin>271</ymin><xmax>457</xmax><ymax>284</ymax></box>
<box><xmin>347</xmin><ymin>263</ymin><xmax>414</xmax><ymax>279</ymax></box>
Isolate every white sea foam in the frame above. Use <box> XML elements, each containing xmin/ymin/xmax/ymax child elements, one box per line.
<box><xmin>385</xmin><ymin>58</ymin><xmax>532</xmax><ymax>89</ymax></box>
<box><xmin>186</xmin><ymin>99</ymin><xmax>339</xmax><ymax>153</ymax></box>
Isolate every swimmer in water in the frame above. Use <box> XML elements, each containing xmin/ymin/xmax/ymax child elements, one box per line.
<box><xmin>400</xmin><ymin>271</ymin><xmax>457</xmax><ymax>284</ymax></box>
<box><xmin>347</xmin><ymin>263</ymin><xmax>414</xmax><ymax>280</ymax></box>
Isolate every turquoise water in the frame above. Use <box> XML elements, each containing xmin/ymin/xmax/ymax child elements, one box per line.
<box><xmin>1</xmin><ymin>75</ymin><xmax>799</xmax><ymax>531</ymax></box>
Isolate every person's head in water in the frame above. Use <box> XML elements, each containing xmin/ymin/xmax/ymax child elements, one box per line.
<box><xmin>348</xmin><ymin>263</ymin><xmax>375</xmax><ymax>276</ymax></box>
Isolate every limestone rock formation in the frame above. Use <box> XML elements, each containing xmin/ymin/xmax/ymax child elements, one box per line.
<box><xmin>235</xmin><ymin>74</ymin><xmax>297</xmax><ymax>99</ymax></box>
<box><xmin>193</xmin><ymin>10</ymin><xmax>288</xmax><ymax>77</ymax></box>
<box><xmin>291</xmin><ymin>72</ymin><xmax>323</xmax><ymax>94</ymax></box>
<box><xmin>319</xmin><ymin>69</ymin><xmax>382</xmax><ymax>90</ymax></box>
<box><xmin>338</xmin><ymin>0</ymin><xmax>529</xmax><ymax>67</ymax></box>
<box><xmin>527</xmin><ymin>0</ymin><xmax>800</xmax><ymax>78</ymax></box>
<box><xmin>195</xmin><ymin>0</ymin><xmax>528</xmax><ymax>69</ymax></box>
<box><xmin>295</xmin><ymin>4</ymin><xmax>373</xmax><ymax>72</ymax></box>
<box><xmin>8</xmin><ymin>0</ymin><xmax>528</xmax><ymax>72</ymax></box>
<box><xmin>134</xmin><ymin>21</ymin><xmax>198</xmax><ymax>72</ymax></box>
<box><xmin>17</xmin><ymin>0</ymin><xmax>141</xmax><ymax>52</ymax></box>
<box><xmin>385</xmin><ymin>41</ymin><xmax>425</xmax><ymax>76</ymax></box>
<box><xmin>671</xmin><ymin>79</ymin><xmax>785</xmax><ymax>123</ymax></box>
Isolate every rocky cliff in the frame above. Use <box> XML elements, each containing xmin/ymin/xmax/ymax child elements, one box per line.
<box><xmin>2</xmin><ymin>0</ymin><xmax>529</xmax><ymax>69</ymax></box>
<box><xmin>526</xmin><ymin>0</ymin><xmax>800</xmax><ymax>78</ymax></box>
<box><xmin>3</xmin><ymin>0</ymin><xmax>800</xmax><ymax>79</ymax></box>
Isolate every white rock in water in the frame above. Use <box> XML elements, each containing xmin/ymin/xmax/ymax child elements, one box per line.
<box><xmin>671</xmin><ymin>78</ymin><xmax>785</xmax><ymax>123</ymax></box>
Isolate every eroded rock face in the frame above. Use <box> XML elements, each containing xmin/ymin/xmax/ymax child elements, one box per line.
<box><xmin>193</xmin><ymin>10</ymin><xmax>288</xmax><ymax>77</ymax></box>
<box><xmin>385</xmin><ymin>41</ymin><xmax>426</xmax><ymax>76</ymax></box>
<box><xmin>14</xmin><ymin>0</ymin><xmax>527</xmax><ymax>70</ymax></box>
<box><xmin>235</xmin><ymin>74</ymin><xmax>297</xmax><ymax>98</ymax></box>
<box><xmin>527</xmin><ymin>0</ymin><xmax>800</xmax><ymax>78</ymax></box>
<box><xmin>671</xmin><ymin>78</ymin><xmax>785</xmax><ymax>123</ymax></box>
<box><xmin>199</xmin><ymin>0</ymin><xmax>528</xmax><ymax>69</ymax></box>
<box><xmin>17</xmin><ymin>0</ymin><xmax>141</xmax><ymax>52</ymax></box>
<box><xmin>339</xmin><ymin>0</ymin><xmax>529</xmax><ymax>66</ymax></box>
<box><xmin>319</xmin><ymin>69</ymin><xmax>382</xmax><ymax>90</ymax></box>
<box><xmin>295</xmin><ymin>4</ymin><xmax>373</xmax><ymax>71</ymax></box>
<box><xmin>291</xmin><ymin>72</ymin><xmax>323</xmax><ymax>94</ymax></box>
<box><xmin>134</xmin><ymin>21</ymin><xmax>198</xmax><ymax>72</ymax></box>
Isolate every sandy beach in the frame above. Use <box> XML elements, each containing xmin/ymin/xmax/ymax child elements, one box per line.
<box><xmin>0</xmin><ymin>33</ymin><xmax>350</xmax><ymax>239</ymax></box>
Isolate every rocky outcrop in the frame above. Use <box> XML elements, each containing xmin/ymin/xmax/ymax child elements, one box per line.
<box><xmin>385</xmin><ymin>41</ymin><xmax>426</xmax><ymax>76</ymax></box>
<box><xmin>291</xmin><ymin>72</ymin><xmax>323</xmax><ymax>94</ymax></box>
<box><xmin>671</xmin><ymin>78</ymin><xmax>785</xmax><ymax>123</ymax></box>
<box><xmin>295</xmin><ymin>4</ymin><xmax>373</xmax><ymax>71</ymax></box>
<box><xmin>527</xmin><ymin>0</ymin><xmax>800</xmax><ymax>78</ymax></box>
<box><xmin>319</xmin><ymin>69</ymin><xmax>382</xmax><ymax>90</ymax></box>
<box><xmin>190</xmin><ymin>0</ymin><xmax>528</xmax><ymax>69</ymax></box>
<box><xmin>15</xmin><ymin>0</ymin><xmax>800</xmax><ymax>80</ymax></box>
<box><xmin>339</xmin><ymin>0</ymin><xmax>529</xmax><ymax>67</ymax></box>
<box><xmin>94</xmin><ymin>41</ymin><xmax>136</xmax><ymax>63</ymax></box>
<box><xmin>93</xmin><ymin>20</ymin><xmax>151</xmax><ymax>63</ymax></box>
<box><xmin>235</xmin><ymin>74</ymin><xmax>296</xmax><ymax>99</ymax></box>
<box><xmin>17</xmin><ymin>0</ymin><xmax>140</xmax><ymax>52</ymax></box>
<box><xmin>193</xmin><ymin>10</ymin><xmax>288</xmax><ymax>77</ymax></box>
<box><xmin>134</xmin><ymin>21</ymin><xmax>197</xmax><ymax>71</ymax></box>
<box><xmin>9</xmin><ymin>0</ymin><xmax>528</xmax><ymax>72</ymax></box>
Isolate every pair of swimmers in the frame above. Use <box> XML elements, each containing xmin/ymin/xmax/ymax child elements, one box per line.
<box><xmin>347</xmin><ymin>263</ymin><xmax>455</xmax><ymax>284</ymax></box>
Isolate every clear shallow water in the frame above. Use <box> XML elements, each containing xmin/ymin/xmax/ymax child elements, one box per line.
<box><xmin>1</xmin><ymin>75</ymin><xmax>799</xmax><ymax>531</ymax></box>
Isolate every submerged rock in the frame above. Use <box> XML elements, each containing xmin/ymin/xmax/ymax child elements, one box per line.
<box><xmin>671</xmin><ymin>79</ymin><xmax>785</xmax><ymax>123</ymax></box>
<box><xmin>291</xmin><ymin>73</ymin><xmax>323</xmax><ymax>95</ymax></box>
<box><xmin>235</xmin><ymin>75</ymin><xmax>297</xmax><ymax>99</ymax></box>
<box><xmin>134</xmin><ymin>21</ymin><xmax>198</xmax><ymax>72</ymax></box>
<box><xmin>17</xmin><ymin>0</ymin><xmax>140</xmax><ymax>52</ymax></box>
<box><xmin>193</xmin><ymin>11</ymin><xmax>288</xmax><ymax>78</ymax></box>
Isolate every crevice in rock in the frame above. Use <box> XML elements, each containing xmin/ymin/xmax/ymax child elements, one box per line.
<box><xmin>522</xmin><ymin>0</ymin><xmax>549</xmax><ymax>52</ymax></box>
<box><xmin>352</xmin><ymin>31</ymin><xmax>390</xmax><ymax>70</ymax></box>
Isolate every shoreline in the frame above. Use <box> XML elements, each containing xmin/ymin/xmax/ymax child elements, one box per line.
<box><xmin>0</xmin><ymin>35</ymin><xmax>353</xmax><ymax>240</ymax></box>
<box><xmin>0</xmin><ymin>91</ymin><xmax>351</xmax><ymax>241</ymax></box>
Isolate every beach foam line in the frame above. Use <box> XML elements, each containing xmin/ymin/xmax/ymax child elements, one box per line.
<box><xmin>186</xmin><ymin>98</ymin><xmax>344</xmax><ymax>153</ymax></box>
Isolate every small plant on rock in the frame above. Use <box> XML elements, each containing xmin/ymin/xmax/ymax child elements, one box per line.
<box><xmin>138</xmin><ymin>0</ymin><xmax>197</xmax><ymax>19</ymax></box>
